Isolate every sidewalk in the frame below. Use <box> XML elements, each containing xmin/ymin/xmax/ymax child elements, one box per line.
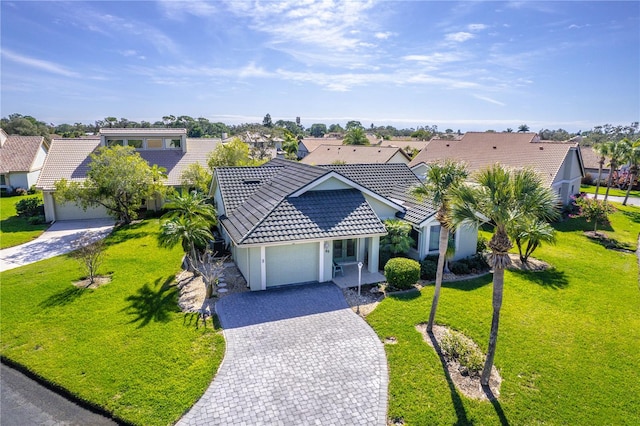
<box><xmin>583</xmin><ymin>193</ymin><xmax>640</xmax><ymax>206</ymax></box>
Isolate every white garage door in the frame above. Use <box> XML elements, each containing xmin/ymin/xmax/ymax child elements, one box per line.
<box><xmin>266</xmin><ymin>243</ymin><xmax>319</xmax><ymax>287</ymax></box>
<box><xmin>54</xmin><ymin>200</ymin><xmax>110</xmax><ymax>221</ymax></box>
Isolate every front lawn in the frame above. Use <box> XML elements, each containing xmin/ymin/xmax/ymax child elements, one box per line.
<box><xmin>0</xmin><ymin>193</ymin><xmax>49</xmax><ymax>248</ymax></box>
<box><xmin>368</xmin><ymin>204</ymin><xmax>640</xmax><ymax>425</ymax></box>
<box><xmin>580</xmin><ymin>184</ymin><xmax>640</xmax><ymax>199</ymax></box>
<box><xmin>0</xmin><ymin>220</ymin><xmax>224</xmax><ymax>425</ymax></box>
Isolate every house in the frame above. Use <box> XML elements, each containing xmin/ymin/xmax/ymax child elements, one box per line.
<box><xmin>580</xmin><ymin>146</ymin><xmax>610</xmax><ymax>183</ymax></box>
<box><xmin>210</xmin><ymin>158</ymin><xmax>477</xmax><ymax>291</ymax></box>
<box><xmin>377</xmin><ymin>139</ymin><xmax>430</xmax><ymax>156</ymax></box>
<box><xmin>300</xmin><ymin>145</ymin><xmax>411</xmax><ymax>165</ymax></box>
<box><xmin>36</xmin><ymin>128</ymin><xmax>219</xmax><ymax>222</ymax></box>
<box><xmin>409</xmin><ymin>132</ymin><xmax>584</xmax><ymax>205</ymax></box>
<box><xmin>0</xmin><ymin>129</ymin><xmax>48</xmax><ymax>194</ymax></box>
<box><xmin>297</xmin><ymin>137</ymin><xmax>343</xmax><ymax>158</ymax></box>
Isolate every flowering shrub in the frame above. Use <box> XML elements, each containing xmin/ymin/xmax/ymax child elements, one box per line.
<box><xmin>570</xmin><ymin>194</ymin><xmax>616</xmax><ymax>233</ymax></box>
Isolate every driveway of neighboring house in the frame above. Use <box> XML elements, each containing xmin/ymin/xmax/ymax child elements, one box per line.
<box><xmin>584</xmin><ymin>193</ymin><xmax>640</xmax><ymax>206</ymax></box>
<box><xmin>177</xmin><ymin>282</ymin><xmax>388</xmax><ymax>426</ymax></box>
<box><xmin>0</xmin><ymin>219</ymin><xmax>115</xmax><ymax>272</ymax></box>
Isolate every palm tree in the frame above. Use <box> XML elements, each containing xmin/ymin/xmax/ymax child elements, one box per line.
<box><xmin>449</xmin><ymin>164</ymin><xmax>559</xmax><ymax>386</ymax></box>
<box><xmin>343</xmin><ymin>127</ymin><xmax>369</xmax><ymax>145</ymax></box>
<box><xmin>622</xmin><ymin>139</ymin><xmax>640</xmax><ymax>206</ymax></box>
<box><xmin>508</xmin><ymin>217</ymin><xmax>556</xmax><ymax>264</ymax></box>
<box><xmin>517</xmin><ymin>124</ymin><xmax>530</xmax><ymax>132</ymax></box>
<box><xmin>281</xmin><ymin>131</ymin><xmax>299</xmax><ymax>160</ymax></box>
<box><xmin>158</xmin><ymin>216</ymin><xmax>213</xmax><ymax>271</ymax></box>
<box><xmin>162</xmin><ymin>191</ymin><xmax>217</xmax><ymax>224</ymax></box>
<box><xmin>411</xmin><ymin>160</ymin><xmax>468</xmax><ymax>333</ymax></box>
<box><xmin>603</xmin><ymin>139</ymin><xmax>631</xmax><ymax>203</ymax></box>
<box><xmin>592</xmin><ymin>142</ymin><xmax>611</xmax><ymax>200</ymax></box>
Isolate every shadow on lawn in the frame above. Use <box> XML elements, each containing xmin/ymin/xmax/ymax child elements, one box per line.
<box><xmin>39</xmin><ymin>286</ymin><xmax>86</xmax><ymax>308</ymax></box>
<box><xmin>443</xmin><ymin>274</ymin><xmax>493</xmax><ymax>292</ymax></box>
<box><xmin>427</xmin><ymin>330</ymin><xmax>510</xmax><ymax>426</ymax></box>
<box><xmin>554</xmin><ymin>217</ymin><xmax>613</xmax><ymax>233</ymax></box>
<box><xmin>123</xmin><ymin>276</ymin><xmax>180</xmax><ymax>327</ymax></box>
<box><xmin>103</xmin><ymin>221</ymin><xmax>151</xmax><ymax>247</ymax></box>
<box><xmin>509</xmin><ymin>268</ymin><xmax>569</xmax><ymax>289</ymax></box>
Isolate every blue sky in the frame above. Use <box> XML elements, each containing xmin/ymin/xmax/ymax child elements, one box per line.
<box><xmin>1</xmin><ymin>1</ymin><xmax>638</xmax><ymax>132</ymax></box>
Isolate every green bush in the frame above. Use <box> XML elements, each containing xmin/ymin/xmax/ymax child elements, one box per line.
<box><xmin>15</xmin><ymin>197</ymin><xmax>44</xmax><ymax>217</ymax></box>
<box><xmin>27</xmin><ymin>215</ymin><xmax>46</xmax><ymax>225</ymax></box>
<box><xmin>27</xmin><ymin>185</ymin><xmax>38</xmax><ymax>195</ymax></box>
<box><xmin>384</xmin><ymin>257</ymin><xmax>420</xmax><ymax>290</ymax></box>
<box><xmin>476</xmin><ymin>235</ymin><xmax>487</xmax><ymax>253</ymax></box>
<box><xmin>449</xmin><ymin>261</ymin><xmax>470</xmax><ymax>275</ymax></box>
<box><xmin>420</xmin><ymin>258</ymin><xmax>437</xmax><ymax>280</ymax></box>
<box><xmin>440</xmin><ymin>329</ymin><xmax>485</xmax><ymax>376</ymax></box>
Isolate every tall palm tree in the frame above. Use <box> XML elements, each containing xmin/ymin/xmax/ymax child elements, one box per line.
<box><xmin>592</xmin><ymin>142</ymin><xmax>611</xmax><ymax>200</ymax></box>
<box><xmin>343</xmin><ymin>127</ymin><xmax>369</xmax><ymax>145</ymax></box>
<box><xmin>622</xmin><ymin>139</ymin><xmax>640</xmax><ymax>206</ymax></box>
<box><xmin>158</xmin><ymin>215</ymin><xmax>213</xmax><ymax>271</ymax></box>
<box><xmin>449</xmin><ymin>164</ymin><xmax>559</xmax><ymax>386</ymax></box>
<box><xmin>162</xmin><ymin>191</ymin><xmax>217</xmax><ymax>224</ymax></box>
<box><xmin>411</xmin><ymin>160</ymin><xmax>468</xmax><ymax>333</ymax></box>
<box><xmin>603</xmin><ymin>139</ymin><xmax>631</xmax><ymax>203</ymax></box>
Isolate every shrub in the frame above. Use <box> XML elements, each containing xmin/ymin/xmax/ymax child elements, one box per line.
<box><xmin>476</xmin><ymin>235</ymin><xmax>487</xmax><ymax>253</ymax></box>
<box><xmin>27</xmin><ymin>215</ymin><xmax>46</xmax><ymax>225</ymax></box>
<box><xmin>449</xmin><ymin>261</ymin><xmax>470</xmax><ymax>275</ymax></box>
<box><xmin>440</xmin><ymin>329</ymin><xmax>485</xmax><ymax>376</ymax></box>
<box><xmin>14</xmin><ymin>187</ymin><xmax>28</xmax><ymax>196</ymax></box>
<box><xmin>384</xmin><ymin>257</ymin><xmax>420</xmax><ymax>290</ymax></box>
<box><xmin>581</xmin><ymin>173</ymin><xmax>594</xmax><ymax>185</ymax></box>
<box><xmin>15</xmin><ymin>197</ymin><xmax>44</xmax><ymax>217</ymax></box>
<box><xmin>27</xmin><ymin>185</ymin><xmax>38</xmax><ymax>195</ymax></box>
<box><xmin>420</xmin><ymin>258</ymin><xmax>437</xmax><ymax>280</ymax></box>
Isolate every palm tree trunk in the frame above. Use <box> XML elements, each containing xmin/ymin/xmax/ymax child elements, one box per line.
<box><xmin>427</xmin><ymin>227</ymin><xmax>449</xmax><ymax>332</ymax></box>
<box><xmin>481</xmin><ymin>265</ymin><xmax>504</xmax><ymax>386</ymax></box>
<box><xmin>623</xmin><ymin>171</ymin><xmax>636</xmax><ymax>206</ymax></box>
<box><xmin>604</xmin><ymin>164</ymin><xmax>616</xmax><ymax>203</ymax></box>
<box><xmin>594</xmin><ymin>160</ymin><xmax>604</xmax><ymax>200</ymax></box>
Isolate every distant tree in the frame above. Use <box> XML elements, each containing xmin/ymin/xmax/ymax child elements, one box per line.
<box><xmin>622</xmin><ymin>139</ymin><xmax>640</xmax><ymax>205</ymax></box>
<box><xmin>263</xmin><ymin>113</ymin><xmax>273</xmax><ymax>128</ymax></box>
<box><xmin>603</xmin><ymin>139</ymin><xmax>631</xmax><ymax>202</ymax></box>
<box><xmin>180</xmin><ymin>163</ymin><xmax>212</xmax><ymax>194</ymax></box>
<box><xmin>345</xmin><ymin>120</ymin><xmax>363</xmax><ymax>130</ymax></box>
<box><xmin>207</xmin><ymin>137</ymin><xmax>254</xmax><ymax>169</ymax></box>
<box><xmin>0</xmin><ymin>113</ymin><xmax>51</xmax><ymax>140</ymax></box>
<box><xmin>54</xmin><ymin>145</ymin><xmax>167</xmax><ymax>224</ymax></box>
<box><xmin>411</xmin><ymin>127</ymin><xmax>432</xmax><ymax>140</ymax></box>
<box><xmin>309</xmin><ymin>123</ymin><xmax>327</xmax><ymax>137</ymax></box>
<box><xmin>505</xmin><ymin>128</ymin><xmax>514</xmax><ymax>133</ymax></box>
<box><xmin>328</xmin><ymin>123</ymin><xmax>344</xmax><ymax>133</ymax></box>
<box><xmin>281</xmin><ymin>131</ymin><xmax>299</xmax><ymax>160</ymax></box>
<box><xmin>517</xmin><ymin>124</ymin><xmax>530</xmax><ymax>132</ymax></box>
<box><xmin>343</xmin><ymin>127</ymin><xmax>369</xmax><ymax>145</ymax></box>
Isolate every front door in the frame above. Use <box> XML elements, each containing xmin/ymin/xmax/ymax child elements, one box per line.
<box><xmin>333</xmin><ymin>239</ymin><xmax>357</xmax><ymax>263</ymax></box>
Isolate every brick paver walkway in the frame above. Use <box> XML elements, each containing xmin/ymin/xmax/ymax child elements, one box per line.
<box><xmin>177</xmin><ymin>282</ymin><xmax>388</xmax><ymax>425</ymax></box>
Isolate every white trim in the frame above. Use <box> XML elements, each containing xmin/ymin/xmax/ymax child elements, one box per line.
<box><xmin>230</xmin><ymin>232</ymin><xmax>388</xmax><ymax>249</ymax></box>
<box><xmin>260</xmin><ymin>246</ymin><xmax>266</xmax><ymax>290</ymax></box>
<box><xmin>289</xmin><ymin>171</ymin><xmax>405</xmax><ymax>212</ymax></box>
<box><xmin>318</xmin><ymin>241</ymin><xmax>325</xmax><ymax>282</ymax></box>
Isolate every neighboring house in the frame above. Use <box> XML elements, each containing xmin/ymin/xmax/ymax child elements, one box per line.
<box><xmin>0</xmin><ymin>129</ymin><xmax>48</xmax><ymax>194</ymax></box>
<box><xmin>36</xmin><ymin>128</ymin><xmax>219</xmax><ymax>222</ymax></box>
<box><xmin>377</xmin><ymin>139</ymin><xmax>430</xmax><ymax>155</ymax></box>
<box><xmin>297</xmin><ymin>137</ymin><xmax>343</xmax><ymax>158</ymax></box>
<box><xmin>580</xmin><ymin>146</ymin><xmax>610</xmax><ymax>183</ymax></box>
<box><xmin>210</xmin><ymin>158</ymin><xmax>477</xmax><ymax>291</ymax></box>
<box><xmin>300</xmin><ymin>145</ymin><xmax>411</xmax><ymax>165</ymax></box>
<box><xmin>409</xmin><ymin>132</ymin><xmax>584</xmax><ymax>205</ymax></box>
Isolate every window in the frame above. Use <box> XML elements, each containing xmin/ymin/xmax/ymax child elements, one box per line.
<box><xmin>127</xmin><ymin>139</ymin><xmax>143</xmax><ymax>149</ymax></box>
<box><xmin>0</xmin><ymin>174</ymin><xmax>6</xmax><ymax>185</ymax></box>
<box><xmin>410</xmin><ymin>227</ymin><xmax>420</xmax><ymax>250</ymax></box>
<box><xmin>166</xmin><ymin>138</ymin><xmax>181</xmax><ymax>149</ymax></box>
<box><xmin>429</xmin><ymin>225</ymin><xmax>440</xmax><ymax>251</ymax></box>
<box><xmin>106</xmin><ymin>139</ymin><xmax>124</xmax><ymax>147</ymax></box>
<box><xmin>146</xmin><ymin>139</ymin><xmax>162</xmax><ymax>149</ymax></box>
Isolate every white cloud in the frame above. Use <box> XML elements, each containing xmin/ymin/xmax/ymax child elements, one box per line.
<box><xmin>468</xmin><ymin>23</ymin><xmax>488</xmax><ymax>31</ymax></box>
<box><xmin>473</xmin><ymin>94</ymin><xmax>506</xmax><ymax>106</ymax></box>
<box><xmin>446</xmin><ymin>32</ymin><xmax>474</xmax><ymax>42</ymax></box>
<box><xmin>1</xmin><ymin>49</ymin><xmax>80</xmax><ymax>78</ymax></box>
<box><xmin>158</xmin><ymin>0</ymin><xmax>217</xmax><ymax>19</ymax></box>
<box><xmin>374</xmin><ymin>31</ymin><xmax>394</xmax><ymax>40</ymax></box>
<box><xmin>402</xmin><ymin>52</ymin><xmax>464</xmax><ymax>64</ymax></box>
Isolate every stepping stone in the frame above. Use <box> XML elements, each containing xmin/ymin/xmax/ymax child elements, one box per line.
<box><xmin>217</xmin><ymin>282</ymin><xmax>227</xmax><ymax>287</ymax></box>
<box><xmin>218</xmin><ymin>288</ymin><xmax>228</xmax><ymax>293</ymax></box>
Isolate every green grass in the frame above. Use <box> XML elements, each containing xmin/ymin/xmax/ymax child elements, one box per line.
<box><xmin>0</xmin><ymin>220</ymin><xmax>224</xmax><ymax>425</ymax></box>
<box><xmin>368</xmin><ymin>205</ymin><xmax>640</xmax><ymax>425</ymax></box>
<box><xmin>580</xmin><ymin>184</ymin><xmax>640</xmax><ymax>199</ymax></box>
<box><xmin>0</xmin><ymin>193</ymin><xmax>49</xmax><ymax>248</ymax></box>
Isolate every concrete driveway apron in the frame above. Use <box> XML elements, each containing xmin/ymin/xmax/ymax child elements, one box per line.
<box><xmin>178</xmin><ymin>282</ymin><xmax>388</xmax><ymax>426</ymax></box>
<box><xmin>0</xmin><ymin>219</ymin><xmax>114</xmax><ymax>272</ymax></box>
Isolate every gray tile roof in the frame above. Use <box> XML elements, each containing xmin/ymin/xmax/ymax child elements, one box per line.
<box><xmin>321</xmin><ymin>163</ymin><xmax>437</xmax><ymax>226</ymax></box>
<box><xmin>0</xmin><ymin>133</ymin><xmax>46</xmax><ymax>173</ymax></box>
<box><xmin>36</xmin><ymin>137</ymin><xmax>218</xmax><ymax>190</ymax></box>
<box><xmin>238</xmin><ymin>189</ymin><xmax>387</xmax><ymax>245</ymax></box>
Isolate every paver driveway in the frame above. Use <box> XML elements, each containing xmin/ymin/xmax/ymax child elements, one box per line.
<box><xmin>178</xmin><ymin>282</ymin><xmax>388</xmax><ymax>426</ymax></box>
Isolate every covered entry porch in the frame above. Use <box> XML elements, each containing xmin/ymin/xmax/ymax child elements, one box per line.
<box><xmin>331</xmin><ymin>262</ymin><xmax>386</xmax><ymax>289</ymax></box>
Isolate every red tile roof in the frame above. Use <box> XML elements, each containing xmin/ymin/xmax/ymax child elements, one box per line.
<box><xmin>300</xmin><ymin>145</ymin><xmax>409</xmax><ymax>165</ymax></box>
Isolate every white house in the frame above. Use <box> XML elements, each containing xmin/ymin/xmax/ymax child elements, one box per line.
<box><xmin>0</xmin><ymin>129</ymin><xmax>48</xmax><ymax>194</ymax></box>
<box><xmin>211</xmin><ymin>158</ymin><xmax>477</xmax><ymax>291</ymax></box>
